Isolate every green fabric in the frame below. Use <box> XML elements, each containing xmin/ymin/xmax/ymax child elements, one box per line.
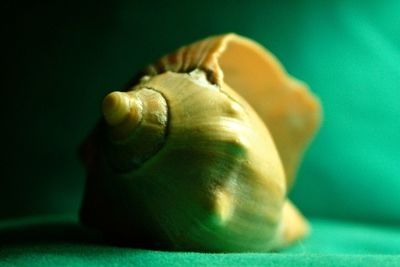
<box><xmin>1</xmin><ymin>215</ymin><xmax>400</xmax><ymax>266</ymax></box>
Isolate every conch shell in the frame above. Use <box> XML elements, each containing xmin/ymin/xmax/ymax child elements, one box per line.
<box><xmin>80</xmin><ymin>33</ymin><xmax>321</xmax><ymax>252</ymax></box>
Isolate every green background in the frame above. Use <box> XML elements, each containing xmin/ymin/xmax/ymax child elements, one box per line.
<box><xmin>4</xmin><ymin>0</ymin><xmax>399</xmax><ymax>223</ymax></box>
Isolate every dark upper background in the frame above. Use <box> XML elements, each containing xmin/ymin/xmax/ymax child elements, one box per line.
<box><xmin>2</xmin><ymin>1</ymin><xmax>400</xmax><ymax>224</ymax></box>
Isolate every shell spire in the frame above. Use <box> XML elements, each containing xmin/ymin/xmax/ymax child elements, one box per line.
<box><xmin>102</xmin><ymin>89</ymin><xmax>168</xmax><ymax>172</ymax></box>
<box><xmin>102</xmin><ymin>91</ymin><xmax>141</xmax><ymax>127</ymax></box>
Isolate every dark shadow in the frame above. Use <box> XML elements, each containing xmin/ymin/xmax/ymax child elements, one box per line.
<box><xmin>0</xmin><ymin>220</ymin><xmax>103</xmax><ymax>248</ymax></box>
<box><xmin>0</xmin><ymin>217</ymin><xmax>172</xmax><ymax>258</ymax></box>
<box><xmin>0</xmin><ymin>219</ymin><xmax>168</xmax><ymax>260</ymax></box>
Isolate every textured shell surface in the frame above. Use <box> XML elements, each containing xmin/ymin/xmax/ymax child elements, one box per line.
<box><xmin>80</xmin><ymin>33</ymin><xmax>322</xmax><ymax>252</ymax></box>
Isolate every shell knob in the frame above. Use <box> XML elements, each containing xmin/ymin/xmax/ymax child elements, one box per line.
<box><xmin>102</xmin><ymin>88</ymin><xmax>168</xmax><ymax>172</ymax></box>
<box><xmin>102</xmin><ymin>91</ymin><xmax>141</xmax><ymax>127</ymax></box>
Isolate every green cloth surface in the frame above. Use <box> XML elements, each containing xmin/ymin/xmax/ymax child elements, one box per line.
<box><xmin>1</xmin><ymin>215</ymin><xmax>400</xmax><ymax>266</ymax></box>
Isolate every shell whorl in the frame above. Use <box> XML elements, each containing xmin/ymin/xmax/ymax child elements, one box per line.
<box><xmin>144</xmin><ymin>33</ymin><xmax>322</xmax><ymax>187</ymax></box>
<box><xmin>102</xmin><ymin>88</ymin><xmax>168</xmax><ymax>172</ymax></box>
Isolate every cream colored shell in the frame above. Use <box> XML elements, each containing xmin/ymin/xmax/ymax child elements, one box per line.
<box><xmin>145</xmin><ymin>34</ymin><xmax>321</xmax><ymax>187</ymax></box>
<box><xmin>80</xmin><ymin>33</ymin><xmax>322</xmax><ymax>252</ymax></box>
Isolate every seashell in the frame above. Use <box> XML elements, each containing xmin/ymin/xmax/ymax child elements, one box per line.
<box><xmin>80</xmin><ymin>33</ymin><xmax>322</xmax><ymax>252</ymax></box>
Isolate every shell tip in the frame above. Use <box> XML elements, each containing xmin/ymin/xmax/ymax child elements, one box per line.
<box><xmin>102</xmin><ymin>91</ymin><xmax>133</xmax><ymax>126</ymax></box>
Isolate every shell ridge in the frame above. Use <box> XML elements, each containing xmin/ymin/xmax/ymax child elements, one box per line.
<box><xmin>145</xmin><ymin>34</ymin><xmax>237</xmax><ymax>86</ymax></box>
<box><xmin>200</xmin><ymin>36</ymin><xmax>228</xmax><ymax>85</ymax></box>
